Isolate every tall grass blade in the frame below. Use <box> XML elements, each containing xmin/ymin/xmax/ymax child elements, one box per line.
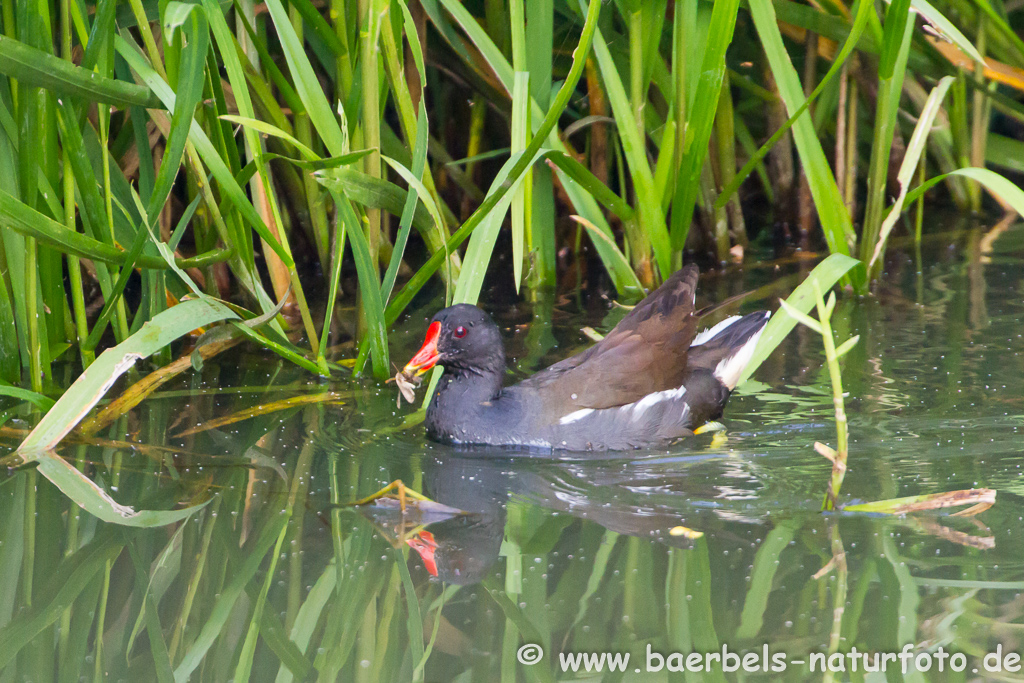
<box><xmin>859</xmin><ymin>3</ymin><xmax>915</xmax><ymax>280</ymax></box>
<box><xmin>546</xmin><ymin>152</ymin><xmax>636</xmax><ymax>225</ymax></box>
<box><xmin>735</xmin><ymin>525</ymin><xmax>797</xmax><ymax>639</ymax></box>
<box><xmin>380</xmin><ymin>101</ymin><xmax>429</xmax><ymax>305</ymax></box>
<box><xmin>378</xmin><ymin>158</ymin><xmax>447</xmax><ymax>249</ymax></box>
<box><xmin>233</xmin><ymin>522</ymin><xmax>289</xmax><ymax>683</ymax></box>
<box><xmin>749</xmin><ymin>0</ymin><xmax>859</xmax><ymax>286</ymax></box>
<box><xmin>524</xmin><ymin>0</ymin><xmax>555</xmax><ymax>288</ymax></box>
<box><xmin>869</xmin><ymin>76</ymin><xmax>954</xmax><ymax>268</ymax></box>
<box><xmin>274</xmin><ymin>565</ymin><xmax>334</xmax><ymax>682</ymax></box>
<box><xmin>148</xmin><ymin>5</ymin><xmax>208</xmax><ymax>224</ymax></box>
<box><xmin>718</xmin><ymin>0</ymin><xmax>872</xmax><ymax>210</ymax></box>
<box><xmin>569</xmin><ymin>216</ymin><xmax>645</xmax><ymax>293</ymax></box>
<box><xmin>592</xmin><ymin>26</ymin><xmax>668</xmax><ymax>282</ymax></box>
<box><xmin>125</xmin><ymin>522</ymin><xmax>185</xmax><ymax>657</ymax></box>
<box><xmin>336</xmin><ymin>195</ymin><xmax>389</xmax><ymax>378</ymax></box>
<box><xmin>668</xmin><ymin>0</ymin><xmax>740</xmax><ymax>252</ymax></box>
<box><xmin>385</xmin><ymin>0</ymin><xmax>602</xmax><ymax>318</ymax></box>
<box><xmin>431</xmin><ymin>0</ymin><xmax>637</xmax><ymax>294</ymax></box>
<box><xmin>117</xmin><ymin>36</ymin><xmax>288</xmax><ymax>309</ymax></box>
<box><xmin>315</xmin><ymin>167</ymin><xmax>435</xmax><ymax>233</ymax></box>
<box><xmin>261</xmin><ymin>0</ymin><xmax>346</xmax><ymax>156</ymax></box>
<box><xmin>509</xmin><ymin>0</ymin><xmax>531</xmax><ymax>293</ymax></box>
<box><xmin>0</xmin><ymin>384</ymin><xmax>55</xmax><ymax>411</ymax></box>
<box><xmin>0</xmin><ymin>539</ymin><xmax>123</xmax><ymax>669</ymax></box>
<box><xmin>125</xmin><ymin>539</ymin><xmax>176</xmax><ymax>683</ymax></box>
<box><xmin>510</xmin><ymin>71</ymin><xmax>530</xmax><ymax>291</ymax></box>
<box><xmin>906</xmin><ymin>167</ymin><xmax>1024</xmax><ymax>215</ymax></box>
<box><xmin>0</xmin><ymin>189</ymin><xmax>229</xmax><ymax>269</ymax></box>
<box><xmin>0</xmin><ymin>34</ymin><xmax>161</xmax><ymax>108</ymax></box>
<box><xmin>455</xmin><ymin>150</ymin><xmax>545</xmax><ymax>305</ymax></box>
<box><xmin>173</xmin><ymin>512</ymin><xmax>291</xmax><ymax>682</ymax></box>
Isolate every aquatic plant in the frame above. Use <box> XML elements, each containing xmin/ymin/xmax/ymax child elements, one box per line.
<box><xmin>2</xmin><ymin>0</ymin><xmax>1024</xmax><ymax>394</ymax></box>
<box><xmin>2</xmin><ymin>0</ymin><xmax>1023</xmax><ymax>526</ymax></box>
<box><xmin>779</xmin><ymin>280</ymin><xmax>858</xmax><ymax>510</ymax></box>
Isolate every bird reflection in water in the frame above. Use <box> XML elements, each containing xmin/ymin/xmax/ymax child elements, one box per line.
<box><xmin>345</xmin><ymin>445</ymin><xmax>767</xmax><ymax>585</ymax></box>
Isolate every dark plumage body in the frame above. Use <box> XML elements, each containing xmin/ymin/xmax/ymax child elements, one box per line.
<box><xmin>404</xmin><ymin>266</ymin><xmax>769</xmax><ymax>451</ymax></box>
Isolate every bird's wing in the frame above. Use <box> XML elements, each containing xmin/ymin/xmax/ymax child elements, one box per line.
<box><xmin>518</xmin><ymin>265</ymin><xmax>700</xmax><ymax>411</ymax></box>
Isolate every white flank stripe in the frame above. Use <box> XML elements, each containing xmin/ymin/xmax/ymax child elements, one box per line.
<box><xmin>692</xmin><ymin>316</ymin><xmax>741</xmax><ymax>346</ymax></box>
<box><xmin>630</xmin><ymin>385</ymin><xmax>686</xmax><ymax>421</ymax></box>
<box><xmin>559</xmin><ymin>408</ymin><xmax>594</xmax><ymax>425</ymax></box>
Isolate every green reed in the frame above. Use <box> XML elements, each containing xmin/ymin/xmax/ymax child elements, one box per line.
<box><xmin>779</xmin><ymin>281</ymin><xmax>859</xmax><ymax>511</ymax></box>
<box><xmin>0</xmin><ymin>338</ymin><xmax>1009</xmax><ymax>680</ymax></box>
<box><xmin>1</xmin><ymin>0</ymin><xmax>1024</xmax><ymax>469</ymax></box>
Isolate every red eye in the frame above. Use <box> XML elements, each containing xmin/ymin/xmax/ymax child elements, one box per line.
<box><xmin>453</xmin><ymin>326</ymin><xmax>467</xmax><ymax>339</ymax></box>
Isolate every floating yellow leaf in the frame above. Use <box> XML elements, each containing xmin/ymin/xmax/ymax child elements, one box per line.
<box><xmin>175</xmin><ymin>392</ymin><xmax>344</xmax><ymax>437</ymax></box>
<box><xmin>78</xmin><ymin>336</ymin><xmax>241</xmax><ymax>437</ymax></box>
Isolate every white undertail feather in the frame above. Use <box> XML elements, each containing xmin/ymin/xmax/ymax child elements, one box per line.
<box><xmin>555</xmin><ymin>311</ymin><xmax>769</xmax><ymax>426</ymax></box>
<box><xmin>559</xmin><ymin>408</ymin><xmax>594</xmax><ymax>425</ymax></box>
<box><xmin>691</xmin><ymin>316</ymin><xmax>741</xmax><ymax>346</ymax></box>
<box><xmin>712</xmin><ymin>312</ymin><xmax>771</xmax><ymax>389</ymax></box>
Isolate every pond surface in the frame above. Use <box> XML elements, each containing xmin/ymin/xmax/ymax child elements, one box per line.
<box><xmin>1</xmin><ymin>218</ymin><xmax>1024</xmax><ymax>682</ymax></box>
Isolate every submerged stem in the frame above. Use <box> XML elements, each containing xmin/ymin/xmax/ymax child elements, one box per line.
<box><xmin>814</xmin><ymin>284</ymin><xmax>849</xmax><ymax>511</ymax></box>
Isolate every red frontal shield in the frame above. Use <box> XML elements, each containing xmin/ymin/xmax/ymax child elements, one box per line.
<box><xmin>404</xmin><ymin>321</ymin><xmax>441</xmax><ymax>376</ymax></box>
<box><xmin>406</xmin><ymin>530</ymin><xmax>438</xmax><ymax>576</ymax></box>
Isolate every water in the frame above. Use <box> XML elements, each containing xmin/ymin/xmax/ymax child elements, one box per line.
<box><xmin>1</xmin><ymin>220</ymin><xmax>1023</xmax><ymax>681</ymax></box>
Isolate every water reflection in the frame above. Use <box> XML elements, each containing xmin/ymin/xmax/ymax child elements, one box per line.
<box><xmin>0</xmin><ymin>220</ymin><xmax>1022</xmax><ymax>680</ymax></box>
<box><xmin>351</xmin><ymin>449</ymin><xmax>736</xmax><ymax>585</ymax></box>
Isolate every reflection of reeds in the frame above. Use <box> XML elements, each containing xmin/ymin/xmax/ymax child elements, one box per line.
<box><xmin>1</xmin><ymin>0</ymin><xmax>1022</xmax><ymax>673</ymax></box>
<box><xmin>816</xmin><ymin>523</ymin><xmax>847</xmax><ymax>683</ymax></box>
<box><xmin>0</xmin><ymin>385</ymin><xmax>1011</xmax><ymax>679</ymax></box>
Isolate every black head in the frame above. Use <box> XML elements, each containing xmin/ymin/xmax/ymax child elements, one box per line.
<box><xmin>407</xmin><ymin>512</ymin><xmax>504</xmax><ymax>585</ymax></box>
<box><xmin>403</xmin><ymin>304</ymin><xmax>506</xmax><ymax>377</ymax></box>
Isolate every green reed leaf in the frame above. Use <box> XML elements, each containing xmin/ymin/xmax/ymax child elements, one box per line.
<box><xmin>718</xmin><ymin>0</ymin><xmax>872</xmax><ymax>210</ymax></box>
<box><xmin>592</xmin><ymin>25</ymin><xmax>671</xmax><ymax>280</ymax></box>
<box><xmin>148</xmin><ymin>4</ymin><xmax>208</xmax><ymax>224</ymax></box>
<box><xmin>749</xmin><ymin>0</ymin><xmax>860</xmax><ymax>286</ymax></box>
<box><xmin>0</xmin><ymin>34</ymin><xmax>161</xmax><ymax>108</ymax></box>
<box><xmin>0</xmin><ymin>538</ymin><xmax>124</xmax><ymax>669</ymax></box>
<box><xmin>906</xmin><ymin>167</ymin><xmax>1024</xmax><ymax>215</ymax></box>
<box><xmin>737</xmin><ymin>254</ymin><xmax>863</xmax><ymax>386</ymax></box>
<box><xmin>262</xmin><ymin>0</ymin><xmax>347</xmax><ymax>156</ymax></box>
<box><xmin>668</xmin><ymin>0</ymin><xmax>740</xmax><ymax>251</ymax></box>
<box><xmin>869</xmin><ymin>76</ymin><xmax>954</xmax><ymax>268</ymax></box>
<box><xmin>19</xmin><ymin>298</ymin><xmax>237</xmax><ymax>454</ymax></box>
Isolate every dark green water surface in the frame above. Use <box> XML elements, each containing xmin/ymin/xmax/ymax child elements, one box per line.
<box><xmin>1</xmin><ymin>222</ymin><xmax>1023</xmax><ymax>681</ymax></box>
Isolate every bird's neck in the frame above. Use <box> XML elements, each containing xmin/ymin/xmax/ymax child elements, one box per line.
<box><xmin>425</xmin><ymin>365</ymin><xmax>505</xmax><ymax>442</ymax></box>
<box><xmin>436</xmin><ymin>363</ymin><xmax>504</xmax><ymax>403</ymax></box>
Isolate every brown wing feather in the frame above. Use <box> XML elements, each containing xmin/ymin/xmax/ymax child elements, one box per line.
<box><xmin>518</xmin><ymin>265</ymin><xmax>700</xmax><ymax>411</ymax></box>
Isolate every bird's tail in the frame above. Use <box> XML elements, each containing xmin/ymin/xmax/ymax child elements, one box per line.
<box><xmin>688</xmin><ymin>311</ymin><xmax>771</xmax><ymax>389</ymax></box>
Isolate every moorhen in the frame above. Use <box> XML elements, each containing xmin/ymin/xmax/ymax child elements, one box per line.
<box><xmin>403</xmin><ymin>453</ymin><xmax>721</xmax><ymax>583</ymax></box>
<box><xmin>402</xmin><ymin>265</ymin><xmax>769</xmax><ymax>451</ymax></box>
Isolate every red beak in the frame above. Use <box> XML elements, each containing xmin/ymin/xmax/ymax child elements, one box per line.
<box><xmin>407</xmin><ymin>530</ymin><xmax>439</xmax><ymax>576</ymax></box>
<box><xmin>404</xmin><ymin>321</ymin><xmax>441</xmax><ymax>376</ymax></box>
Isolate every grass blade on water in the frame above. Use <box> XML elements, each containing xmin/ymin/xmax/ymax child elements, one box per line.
<box><xmin>14</xmin><ymin>299</ymin><xmax>234</xmax><ymax>526</ymax></box>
